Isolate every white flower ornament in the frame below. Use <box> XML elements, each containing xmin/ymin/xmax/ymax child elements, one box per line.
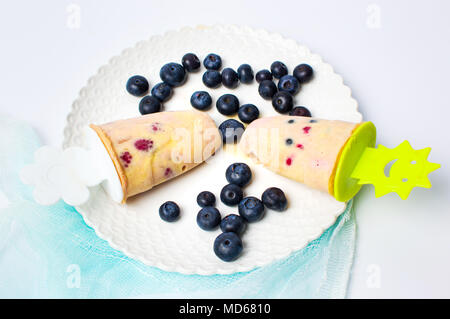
<box><xmin>20</xmin><ymin>145</ymin><xmax>105</xmax><ymax>206</ymax></box>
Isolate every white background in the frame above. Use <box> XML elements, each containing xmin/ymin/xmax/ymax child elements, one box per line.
<box><xmin>1</xmin><ymin>0</ymin><xmax>449</xmax><ymax>298</ymax></box>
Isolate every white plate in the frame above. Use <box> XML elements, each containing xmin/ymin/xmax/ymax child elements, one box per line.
<box><xmin>63</xmin><ymin>25</ymin><xmax>361</xmax><ymax>275</ymax></box>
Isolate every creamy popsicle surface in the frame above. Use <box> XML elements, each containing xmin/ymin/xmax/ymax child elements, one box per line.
<box><xmin>90</xmin><ymin>111</ymin><xmax>222</xmax><ymax>202</ymax></box>
<box><xmin>239</xmin><ymin>116</ymin><xmax>359</xmax><ymax>195</ymax></box>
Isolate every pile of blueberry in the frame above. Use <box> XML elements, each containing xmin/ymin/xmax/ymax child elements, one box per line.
<box><xmin>126</xmin><ymin>53</ymin><xmax>200</xmax><ymax>115</ymax></box>
<box><xmin>159</xmin><ymin>163</ymin><xmax>288</xmax><ymax>262</ymax></box>
<box><xmin>127</xmin><ymin>53</ymin><xmax>314</xmax><ymax>262</ymax></box>
<box><xmin>257</xmin><ymin>61</ymin><xmax>314</xmax><ymax>116</ymax></box>
<box><xmin>126</xmin><ymin>52</ymin><xmax>314</xmax><ymax>146</ymax></box>
<box><xmin>190</xmin><ymin>53</ymin><xmax>259</xmax><ymax>145</ymax></box>
<box><xmin>200</xmin><ymin>53</ymin><xmax>254</xmax><ymax>89</ymax></box>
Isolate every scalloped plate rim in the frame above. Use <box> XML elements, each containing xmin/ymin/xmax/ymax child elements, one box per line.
<box><xmin>64</xmin><ymin>24</ymin><xmax>360</xmax><ymax>275</ymax></box>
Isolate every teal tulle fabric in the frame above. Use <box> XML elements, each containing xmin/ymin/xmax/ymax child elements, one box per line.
<box><xmin>0</xmin><ymin>115</ymin><xmax>356</xmax><ymax>298</ymax></box>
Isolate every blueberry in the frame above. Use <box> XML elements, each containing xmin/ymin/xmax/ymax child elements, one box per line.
<box><xmin>139</xmin><ymin>96</ymin><xmax>162</xmax><ymax>115</ymax></box>
<box><xmin>197</xmin><ymin>206</ymin><xmax>221</xmax><ymax>230</ymax></box>
<box><xmin>225</xmin><ymin>163</ymin><xmax>252</xmax><ymax>187</ymax></box>
<box><xmin>255</xmin><ymin>69</ymin><xmax>273</xmax><ymax>83</ymax></box>
<box><xmin>203</xmin><ymin>53</ymin><xmax>222</xmax><ymax>70</ymax></box>
<box><xmin>181</xmin><ymin>53</ymin><xmax>201</xmax><ymax>72</ymax></box>
<box><xmin>218</xmin><ymin>119</ymin><xmax>245</xmax><ymax>144</ymax></box>
<box><xmin>289</xmin><ymin>106</ymin><xmax>311</xmax><ymax>117</ymax></box>
<box><xmin>214</xmin><ymin>232</ymin><xmax>243</xmax><ymax>262</ymax></box>
<box><xmin>159</xmin><ymin>201</ymin><xmax>180</xmax><ymax>222</ymax></box>
<box><xmin>126</xmin><ymin>75</ymin><xmax>149</xmax><ymax>97</ymax></box>
<box><xmin>262</xmin><ymin>187</ymin><xmax>288</xmax><ymax>211</ymax></box>
<box><xmin>237</xmin><ymin>64</ymin><xmax>254</xmax><ymax>83</ymax></box>
<box><xmin>258</xmin><ymin>80</ymin><xmax>277</xmax><ymax>100</ymax></box>
<box><xmin>160</xmin><ymin>62</ymin><xmax>186</xmax><ymax>87</ymax></box>
<box><xmin>270</xmin><ymin>61</ymin><xmax>288</xmax><ymax>79</ymax></box>
<box><xmin>220</xmin><ymin>214</ymin><xmax>246</xmax><ymax>235</ymax></box>
<box><xmin>216</xmin><ymin>94</ymin><xmax>240</xmax><ymax>115</ymax></box>
<box><xmin>272</xmin><ymin>91</ymin><xmax>293</xmax><ymax>113</ymax></box>
<box><xmin>220</xmin><ymin>184</ymin><xmax>244</xmax><ymax>206</ymax></box>
<box><xmin>238</xmin><ymin>196</ymin><xmax>265</xmax><ymax>222</ymax></box>
<box><xmin>190</xmin><ymin>91</ymin><xmax>212</xmax><ymax>110</ymax></box>
<box><xmin>151</xmin><ymin>82</ymin><xmax>173</xmax><ymax>102</ymax></box>
<box><xmin>221</xmin><ymin>68</ymin><xmax>239</xmax><ymax>88</ymax></box>
<box><xmin>278</xmin><ymin>75</ymin><xmax>300</xmax><ymax>95</ymax></box>
<box><xmin>202</xmin><ymin>70</ymin><xmax>222</xmax><ymax>88</ymax></box>
<box><xmin>293</xmin><ymin>64</ymin><xmax>314</xmax><ymax>83</ymax></box>
<box><xmin>238</xmin><ymin>104</ymin><xmax>259</xmax><ymax>124</ymax></box>
<box><xmin>197</xmin><ymin>191</ymin><xmax>216</xmax><ymax>207</ymax></box>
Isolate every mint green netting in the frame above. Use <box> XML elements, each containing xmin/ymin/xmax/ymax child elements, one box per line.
<box><xmin>0</xmin><ymin>115</ymin><xmax>355</xmax><ymax>298</ymax></box>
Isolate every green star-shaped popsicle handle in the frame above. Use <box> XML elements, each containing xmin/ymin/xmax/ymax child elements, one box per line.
<box><xmin>351</xmin><ymin>140</ymin><xmax>440</xmax><ymax>200</ymax></box>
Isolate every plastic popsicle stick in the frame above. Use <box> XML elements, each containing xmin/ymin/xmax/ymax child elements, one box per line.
<box><xmin>20</xmin><ymin>127</ymin><xmax>124</xmax><ymax>206</ymax></box>
<box><xmin>350</xmin><ymin>140</ymin><xmax>440</xmax><ymax>200</ymax></box>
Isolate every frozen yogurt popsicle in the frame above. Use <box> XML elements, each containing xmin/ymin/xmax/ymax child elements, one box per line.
<box><xmin>239</xmin><ymin>115</ymin><xmax>376</xmax><ymax>201</ymax></box>
<box><xmin>90</xmin><ymin>111</ymin><xmax>221</xmax><ymax>202</ymax></box>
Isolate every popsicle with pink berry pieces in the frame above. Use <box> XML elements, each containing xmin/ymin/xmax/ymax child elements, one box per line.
<box><xmin>21</xmin><ymin>111</ymin><xmax>222</xmax><ymax>205</ymax></box>
<box><xmin>90</xmin><ymin>110</ymin><xmax>222</xmax><ymax>203</ymax></box>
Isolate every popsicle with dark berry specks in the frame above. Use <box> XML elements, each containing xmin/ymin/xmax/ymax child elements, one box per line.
<box><xmin>239</xmin><ymin>115</ymin><xmax>439</xmax><ymax>201</ymax></box>
<box><xmin>239</xmin><ymin>115</ymin><xmax>363</xmax><ymax>199</ymax></box>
